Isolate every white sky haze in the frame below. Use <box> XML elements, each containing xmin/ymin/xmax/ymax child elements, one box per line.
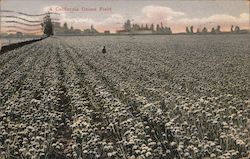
<box><xmin>1</xmin><ymin>0</ymin><xmax>249</xmax><ymax>33</ymax></box>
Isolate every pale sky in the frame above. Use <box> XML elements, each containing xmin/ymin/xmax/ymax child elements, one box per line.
<box><xmin>1</xmin><ymin>0</ymin><xmax>249</xmax><ymax>33</ymax></box>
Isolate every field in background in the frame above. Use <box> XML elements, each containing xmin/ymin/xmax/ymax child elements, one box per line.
<box><xmin>0</xmin><ymin>37</ymin><xmax>41</xmax><ymax>47</ymax></box>
<box><xmin>0</xmin><ymin>35</ymin><xmax>249</xmax><ymax>159</ymax></box>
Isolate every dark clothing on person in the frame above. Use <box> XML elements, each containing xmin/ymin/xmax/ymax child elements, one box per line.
<box><xmin>102</xmin><ymin>46</ymin><xmax>106</xmax><ymax>53</ymax></box>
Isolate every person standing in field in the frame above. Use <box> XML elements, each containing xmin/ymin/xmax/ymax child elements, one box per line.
<box><xmin>102</xmin><ymin>46</ymin><xmax>106</xmax><ymax>53</ymax></box>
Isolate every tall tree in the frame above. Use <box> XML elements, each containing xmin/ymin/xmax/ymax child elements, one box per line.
<box><xmin>202</xmin><ymin>27</ymin><xmax>208</xmax><ymax>33</ymax></box>
<box><xmin>124</xmin><ymin>19</ymin><xmax>131</xmax><ymax>31</ymax></box>
<box><xmin>156</xmin><ymin>24</ymin><xmax>160</xmax><ymax>32</ymax></box>
<box><xmin>231</xmin><ymin>25</ymin><xmax>234</xmax><ymax>32</ymax></box>
<box><xmin>186</xmin><ymin>26</ymin><xmax>190</xmax><ymax>33</ymax></box>
<box><xmin>150</xmin><ymin>24</ymin><xmax>154</xmax><ymax>31</ymax></box>
<box><xmin>211</xmin><ymin>27</ymin><xmax>215</xmax><ymax>34</ymax></box>
<box><xmin>42</xmin><ymin>14</ymin><xmax>54</xmax><ymax>36</ymax></box>
<box><xmin>190</xmin><ymin>26</ymin><xmax>194</xmax><ymax>33</ymax></box>
<box><xmin>63</xmin><ymin>22</ymin><xmax>69</xmax><ymax>33</ymax></box>
<box><xmin>70</xmin><ymin>26</ymin><xmax>74</xmax><ymax>33</ymax></box>
<box><xmin>234</xmin><ymin>26</ymin><xmax>240</xmax><ymax>33</ymax></box>
<box><xmin>216</xmin><ymin>25</ymin><xmax>221</xmax><ymax>33</ymax></box>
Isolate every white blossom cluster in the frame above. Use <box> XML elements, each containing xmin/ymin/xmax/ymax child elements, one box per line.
<box><xmin>0</xmin><ymin>35</ymin><xmax>249</xmax><ymax>159</ymax></box>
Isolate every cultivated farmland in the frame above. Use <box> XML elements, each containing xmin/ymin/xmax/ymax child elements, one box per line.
<box><xmin>0</xmin><ymin>35</ymin><xmax>249</xmax><ymax>159</ymax></box>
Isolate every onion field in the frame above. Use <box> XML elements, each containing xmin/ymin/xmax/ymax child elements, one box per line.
<box><xmin>0</xmin><ymin>35</ymin><xmax>249</xmax><ymax>159</ymax></box>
